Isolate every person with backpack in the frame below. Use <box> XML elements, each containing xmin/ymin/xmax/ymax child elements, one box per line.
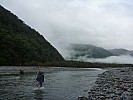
<box><xmin>36</xmin><ymin>71</ymin><xmax>44</xmax><ymax>87</ymax></box>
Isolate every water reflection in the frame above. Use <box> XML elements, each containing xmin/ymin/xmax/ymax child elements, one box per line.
<box><xmin>34</xmin><ymin>90</ymin><xmax>44</xmax><ymax>100</ymax></box>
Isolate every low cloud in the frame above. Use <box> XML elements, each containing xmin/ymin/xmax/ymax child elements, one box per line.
<box><xmin>74</xmin><ymin>55</ymin><xmax>133</xmax><ymax>64</ymax></box>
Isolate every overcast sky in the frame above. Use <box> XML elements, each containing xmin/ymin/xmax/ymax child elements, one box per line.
<box><xmin>1</xmin><ymin>0</ymin><xmax>133</xmax><ymax>57</ymax></box>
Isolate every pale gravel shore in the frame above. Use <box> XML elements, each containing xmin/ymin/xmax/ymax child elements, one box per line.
<box><xmin>79</xmin><ymin>67</ymin><xmax>133</xmax><ymax>100</ymax></box>
<box><xmin>0</xmin><ymin>66</ymin><xmax>44</xmax><ymax>76</ymax></box>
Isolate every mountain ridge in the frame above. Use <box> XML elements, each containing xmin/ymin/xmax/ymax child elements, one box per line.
<box><xmin>66</xmin><ymin>44</ymin><xmax>114</xmax><ymax>60</ymax></box>
<box><xmin>0</xmin><ymin>5</ymin><xmax>64</xmax><ymax>66</ymax></box>
<box><xmin>108</xmin><ymin>48</ymin><xmax>133</xmax><ymax>56</ymax></box>
<box><xmin>66</xmin><ymin>44</ymin><xmax>133</xmax><ymax>61</ymax></box>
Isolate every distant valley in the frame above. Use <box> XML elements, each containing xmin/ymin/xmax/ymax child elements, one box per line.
<box><xmin>1</xmin><ymin>5</ymin><xmax>133</xmax><ymax>66</ymax></box>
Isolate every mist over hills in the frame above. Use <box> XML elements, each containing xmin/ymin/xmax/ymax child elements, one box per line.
<box><xmin>0</xmin><ymin>5</ymin><xmax>64</xmax><ymax>66</ymax></box>
<box><xmin>66</xmin><ymin>44</ymin><xmax>113</xmax><ymax>60</ymax></box>
<box><xmin>1</xmin><ymin>4</ymin><xmax>133</xmax><ymax>65</ymax></box>
<box><xmin>109</xmin><ymin>49</ymin><xmax>133</xmax><ymax>56</ymax></box>
<box><xmin>66</xmin><ymin>44</ymin><xmax>133</xmax><ymax>63</ymax></box>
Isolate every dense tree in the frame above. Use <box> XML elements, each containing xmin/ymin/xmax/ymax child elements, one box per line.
<box><xmin>0</xmin><ymin>5</ymin><xmax>64</xmax><ymax>66</ymax></box>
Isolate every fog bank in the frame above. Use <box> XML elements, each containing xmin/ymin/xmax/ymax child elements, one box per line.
<box><xmin>73</xmin><ymin>55</ymin><xmax>133</xmax><ymax>64</ymax></box>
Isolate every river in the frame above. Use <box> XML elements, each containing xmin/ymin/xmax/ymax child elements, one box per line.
<box><xmin>0</xmin><ymin>66</ymin><xmax>106</xmax><ymax>100</ymax></box>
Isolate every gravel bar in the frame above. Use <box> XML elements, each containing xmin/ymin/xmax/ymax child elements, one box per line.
<box><xmin>78</xmin><ymin>67</ymin><xmax>133</xmax><ymax>100</ymax></box>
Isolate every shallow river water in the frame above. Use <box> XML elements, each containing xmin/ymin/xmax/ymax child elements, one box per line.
<box><xmin>0</xmin><ymin>66</ymin><xmax>105</xmax><ymax>100</ymax></box>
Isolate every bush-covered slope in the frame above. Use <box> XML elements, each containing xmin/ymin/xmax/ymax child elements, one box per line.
<box><xmin>0</xmin><ymin>5</ymin><xmax>64</xmax><ymax>66</ymax></box>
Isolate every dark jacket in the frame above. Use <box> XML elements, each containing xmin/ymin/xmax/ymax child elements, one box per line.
<box><xmin>36</xmin><ymin>72</ymin><xmax>44</xmax><ymax>83</ymax></box>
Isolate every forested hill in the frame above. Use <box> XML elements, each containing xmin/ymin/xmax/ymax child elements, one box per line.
<box><xmin>67</xmin><ymin>44</ymin><xmax>114</xmax><ymax>60</ymax></box>
<box><xmin>0</xmin><ymin>5</ymin><xmax>64</xmax><ymax>66</ymax></box>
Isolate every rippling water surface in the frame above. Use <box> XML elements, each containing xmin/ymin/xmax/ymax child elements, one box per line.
<box><xmin>0</xmin><ymin>66</ymin><xmax>105</xmax><ymax>100</ymax></box>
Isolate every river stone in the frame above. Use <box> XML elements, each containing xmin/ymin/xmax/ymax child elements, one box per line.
<box><xmin>79</xmin><ymin>68</ymin><xmax>133</xmax><ymax>100</ymax></box>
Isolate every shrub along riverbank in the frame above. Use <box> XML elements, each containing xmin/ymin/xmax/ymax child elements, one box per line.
<box><xmin>1</xmin><ymin>60</ymin><xmax>133</xmax><ymax>68</ymax></box>
<box><xmin>23</xmin><ymin>60</ymin><xmax>133</xmax><ymax>68</ymax></box>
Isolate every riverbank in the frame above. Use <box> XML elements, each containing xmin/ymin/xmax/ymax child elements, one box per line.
<box><xmin>4</xmin><ymin>60</ymin><xmax>133</xmax><ymax>68</ymax></box>
<box><xmin>80</xmin><ymin>67</ymin><xmax>133</xmax><ymax>100</ymax></box>
<box><xmin>42</xmin><ymin>61</ymin><xmax>133</xmax><ymax>68</ymax></box>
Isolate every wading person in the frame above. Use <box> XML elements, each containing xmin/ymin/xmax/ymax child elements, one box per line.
<box><xmin>36</xmin><ymin>71</ymin><xmax>44</xmax><ymax>87</ymax></box>
<box><xmin>20</xmin><ymin>69</ymin><xmax>24</xmax><ymax>75</ymax></box>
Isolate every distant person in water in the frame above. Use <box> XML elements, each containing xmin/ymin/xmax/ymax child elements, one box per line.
<box><xmin>20</xmin><ymin>69</ymin><xmax>24</xmax><ymax>75</ymax></box>
<box><xmin>36</xmin><ymin>71</ymin><xmax>44</xmax><ymax>87</ymax></box>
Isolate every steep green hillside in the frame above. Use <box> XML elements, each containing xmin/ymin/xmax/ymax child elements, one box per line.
<box><xmin>67</xmin><ymin>44</ymin><xmax>114</xmax><ymax>60</ymax></box>
<box><xmin>0</xmin><ymin>5</ymin><xmax>64</xmax><ymax>66</ymax></box>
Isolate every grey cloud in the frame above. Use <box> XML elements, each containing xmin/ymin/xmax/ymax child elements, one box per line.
<box><xmin>1</xmin><ymin>0</ymin><xmax>133</xmax><ymax>58</ymax></box>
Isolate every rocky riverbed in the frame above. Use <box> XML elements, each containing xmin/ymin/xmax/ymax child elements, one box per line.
<box><xmin>79</xmin><ymin>67</ymin><xmax>133</xmax><ymax>100</ymax></box>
